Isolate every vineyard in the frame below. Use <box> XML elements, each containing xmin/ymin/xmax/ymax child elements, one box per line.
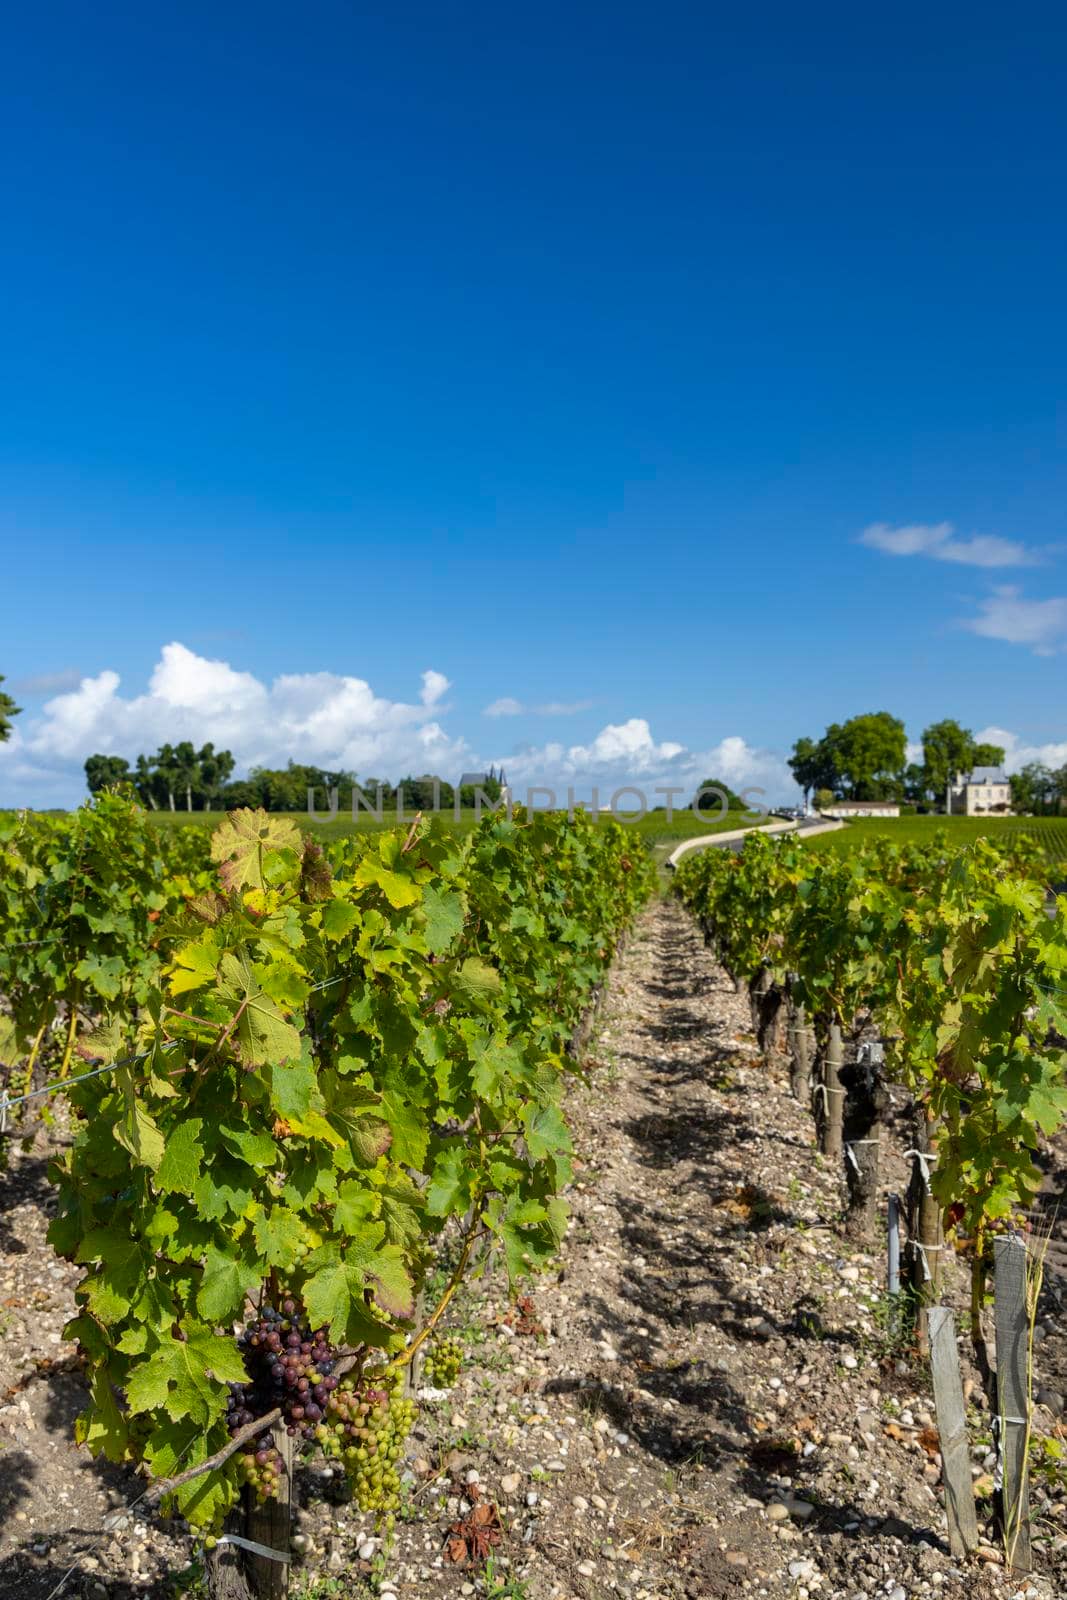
<box><xmin>0</xmin><ymin>797</ymin><xmax>653</xmax><ymax>1598</ymax></box>
<box><xmin>1</xmin><ymin>799</ymin><xmax>1066</xmax><ymax>1599</ymax></box>
<box><xmin>801</xmin><ymin>814</ymin><xmax>1067</xmax><ymax>874</ymax></box>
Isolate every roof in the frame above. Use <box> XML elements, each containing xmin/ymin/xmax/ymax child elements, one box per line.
<box><xmin>967</xmin><ymin>767</ymin><xmax>1009</xmax><ymax>784</ymax></box>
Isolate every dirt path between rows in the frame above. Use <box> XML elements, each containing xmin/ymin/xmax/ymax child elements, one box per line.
<box><xmin>1</xmin><ymin>899</ymin><xmax>1064</xmax><ymax>1600</ymax></box>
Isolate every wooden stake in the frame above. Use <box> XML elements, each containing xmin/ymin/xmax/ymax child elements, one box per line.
<box><xmin>790</xmin><ymin>1004</ymin><xmax>811</xmax><ymax>1101</ymax></box>
<box><xmin>245</xmin><ymin>1425</ymin><xmax>293</xmax><ymax>1599</ymax></box>
<box><xmin>907</xmin><ymin>1115</ymin><xmax>942</xmax><ymax>1354</ymax></box>
<box><xmin>927</xmin><ymin>1306</ymin><xmax>980</xmax><ymax>1558</ymax></box>
<box><xmin>994</xmin><ymin>1235</ymin><xmax>1032</xmax><ymax>1573</ymax></box>
<box><xmin>821</xmin><ymin>1023</ymin><xmax>844</xmax><ymax>1159</ymax></box>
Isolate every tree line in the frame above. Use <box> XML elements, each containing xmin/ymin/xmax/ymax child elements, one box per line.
<box><xmin>84</xmin><ymin>745</ymin><xmax>507</xmax><ymax>813</ymax></box>
<box><xmin>788</xmin><ymin>713</ymin><xmax>1066</xmax><ymax>814</ymax></box>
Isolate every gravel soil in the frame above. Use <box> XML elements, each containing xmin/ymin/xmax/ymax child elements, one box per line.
<box><xmin>1</xmin><ymin>897</ymin><xmax>1065</xmax><ymax>1600</ymax></box>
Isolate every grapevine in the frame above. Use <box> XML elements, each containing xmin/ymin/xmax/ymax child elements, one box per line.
<box><xmin>16</xmin><ymin>802</ymin><xmax>654</xmax><ymax>1531</ymax></box>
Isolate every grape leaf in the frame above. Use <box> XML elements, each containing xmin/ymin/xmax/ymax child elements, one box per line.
<box><xmin>155</xmin><ymin>1118</ymin><xmax>204</xmax><ymax>1195</ymax></box>
<box><xmin>125</xmin><ymin>1330</ymin><xmax>248</xmax><ymax>1424</ymax></box>
<box><xmin>210</xmin><ymin>809</ymin><xmax>302</xmax><ymax>892</ymax></box>
<box><xmin>198</xmin><ymin>1245</ymin><xmax>264</xmax><ymax>1322</ymax></box>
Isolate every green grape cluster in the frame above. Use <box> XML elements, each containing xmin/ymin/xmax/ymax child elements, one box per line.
<box><xmin>323</xmin><ymin>1376</ymin><xmax>416</xmax><ymax>1520</ymax></box>
<box><xmin>237</xmin><ymin>1440</ymin><xmax>284</xmax><ymax>1504</ymax></box>
<box><xmin>422</xmin><ymin>1334</ymin><xmax>463</xmax><ymax>1387</ymax></box>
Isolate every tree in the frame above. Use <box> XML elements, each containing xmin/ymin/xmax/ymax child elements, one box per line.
<box><xmin>172</xmin><ymin>741</ymin><xmax>200</xmax><ymax>812</ymax></box>
<box><xmin>902</xmin><ymin>762</ymin><xmax>927</xmax><ymax>804</ymax></box>
<box><xmin>787</xmin><ymin>737</ymin><xmax>822</xmax><ymax>802</ymax></box>
<box><xmin>971</xmin><ymin>741</ymin><xmax>1006</xmax><ymax>768</ymax></box>
<box><xmin>0</xmin><ymin>676</ymin><xmax>21</xmax><ymax>743</ymax></box>
<box><xmin>1010</xmin><ymin>762</ymin><xmax>1055</xmax><ymax>815</ymax></box>
<box><xmin>832</xmin><ymin>712</ymin><xmax>907</xmax><ymax>800</ymax></box>
<box><xmin>921</xmin><ymin>719</ymin><xmax>975</xmax><ymax>804</ymax></box>
<box><xmin>693</xmin><ymin>778</ymin><xmax>747</xmax><ymax>812</ymax></box>
<box><xmin>1052</xmin><ymin>764</ymin><xmax>1067</xmax><ymax>814</ymax></box>
<box><xmin>133</xmin><ymin>753</ymin><xmax>159</xmax><ymax>809</ymax></box>
<box><xmin>814</xmin><ymin>787</ymin><xmax>836</xmax><ymax>812</ymax></box>
<box><xmin>153</xmin><ymin>744</ymin><xmax>181</xmax><ymax>811</ymax></box>
<box><xmin>195</xmin><ymin>744</ymin><xmax>235</xmax><ymax>810</ymax></box>
<box><xmin>85</xmin><ymin>754</ymin><xmax>131</xmax><ymax>793</ymax></box>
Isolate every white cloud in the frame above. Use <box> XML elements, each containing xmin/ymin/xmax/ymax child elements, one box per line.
<box><xmin>961</xmin><ymin>587</ymin><xmax>1067</xmax><ymax>653</ymax></box>
<box><xmin>496</xmin><ymin>720</ymin><xmax>795</xmax><ymax>804</ymax></box>
<box><xmin>859</xmin><ymin>521</ymin><xmax>1041</xmax><ymax>568</ymax></box>
<box><xmin>0</xmin><ymin>642</ymin><xmax>467</xmax><ymax>807</ymax></box>
<box><xmin>973</xmin><ymin>726</ymin><xmax>1067</xmax><ymax>774</ymax></box>
<box><xmin>483</xmin><ymin>696</ymin><xmax>594</xmax><ymax>717</ymax></box>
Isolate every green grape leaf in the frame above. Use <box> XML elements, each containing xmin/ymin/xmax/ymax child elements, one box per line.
<box><xmin>426</xmin><ymin>1146</ymin><xmax>473</xmax><ymax>1217</ymax></box>
<box><xmin>419</xmin><ymin>885</ymin><xmax>466</xmax><ymax>953</ymax></box>
<box><xmin>125</xmin><ymin>1330</ymin><xmax>248</xmax><ymax>1424</ymax></box>
<box><xmin>198</xmin><ymin>1245</ymin><xmax>264</xmax><ymax>1322</ymax></box>
<box><xmin>252</xmin><ymin>1208</ymin><xmax>309</xmax><ymax>1270</ymax></box>
<box><xmin>353</xmin><ymin>858</ymin><xmax>421</xmax><ymax>909</ymax></box>
<box><xmin>321</xmin><ymin>898</ymin><xmax>360</xmax><ymax>942</ymax></box>
<box><xmin>217</xmin><ymin>952</ymin><xmax>301</xmax><ymax>1067</ymax></box>
<box><xmin>210</xmin><ymin>809</ymin><xmax>302</xmax><ymax>892</ymax></box>
<box><xmin>155</xmin><ymin>1118</ymin><xmax>204</xmax><ymax>1195</ymax></box>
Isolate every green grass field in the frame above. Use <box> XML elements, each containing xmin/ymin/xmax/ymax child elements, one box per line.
<box><xmin>141</xmin><ymin>802</ymin><xmax>768</xmax><ymax>859</ymax></box>
<box><xmin>802</xmin><ymin>813</ymin><xmax>1067</xmax><ymax>872</ymax></box>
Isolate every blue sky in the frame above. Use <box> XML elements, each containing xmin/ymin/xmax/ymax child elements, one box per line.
<box><xmin>2</xmin><ymin>2</ymin><xmax>1065</xmax><ymax>805</ymax></box>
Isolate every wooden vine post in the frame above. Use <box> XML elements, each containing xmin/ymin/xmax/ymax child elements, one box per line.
<box><xmin>820</xmin><ymin>1022</ymin><xmax>844</xmax><ymax>1159</ymax></box>
<box><xmin>208</xmin><ymin>1427</ymin><xmax>293</xmax><ymax>1600</ymax></box>
<box><xmin>907</xmin><ymin>1114</ymin><xmax>943</xmax><ymax>1354</ymax></box>
<box><xmin>927</xmin><ymin>1306</ymin><xmax>980</xmax><ymax>1558</ymax></box>
<box><xmin>790</xmin><ymin>1003</ymin><xmax>811</xmax><ymax>1102</ymax></box>
<box><xmin>994</xmin><ymin>1234</ymin><xmax>1032</xmax><ymax>1572</ymax></box>
<box><xmin>246</xmin><ymin>1425</ymin><xmax>293</xmax><ymax>1599</ymax></box>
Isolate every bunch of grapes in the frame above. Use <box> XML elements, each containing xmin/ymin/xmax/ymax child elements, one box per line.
<box><xmin>422</xmin><ymin>1334</ymin><xmax>462</xmax><ymax>1388</ymax></box>
<box><xmin>322</xmin><ymin>1374</ymin><xmax>416</xmax><ymax>1519</ymax></box>
<box><xmin>236</xmin><ymin>1439</ymin><xmax>285</xmax><ymax>1504</ymax></box>
<box><xmin>224</xmin><ymin>1296</ymin><xmax>343</xmax><ymax>1499</ymax></box>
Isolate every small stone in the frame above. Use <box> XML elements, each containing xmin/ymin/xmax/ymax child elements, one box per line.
<box><xmin>592</xmin><ymin>1494</ymin><xmax>608</xmax><ymax>1511</ymax></box>
<box><xmin>839</xmin><ymin>1265</ymin><xmax>860</xmax><ymax>1282</ymax></box>
<box><xmin>887</xmin><ymin>1588</ymin><xmax>906</xmax><ymax>1600</ymax></box>
<box><xmin>766</xmin><ymin>1502</ymin><xmax>790</xmax><ymax>1521</ymax></box>
<box><xmin>526</xmin><ymin>1491</ymin><xmax>539</xmax><ymax>1507</ymax></box>
<box><xmin>573</xmin><ymin>1495</ymin><xmax>589</xmax><ymax>1512</ymax></box>
<box><xmin>357</xmin><ymin>1540</ymin><xmax>377</xmax><ymax>1561</ymax></box>
<box><xmin>788</xmin><ymin>1499</ymin><xmax>815</xmax><ymax>1521</ymax></box>
<box><xmin>465</xmin><ymin>1469</ymin><xmax>480</xmax><ymax>1485</ymax></box>
<box><xmin>501</xmin><ymin>1473</ymin><xmax>521</xmax><ymax>1495</ymax></box>
<box><xmin>578</xmin><ymin>1561</ymin><xmax>597</xmax><ymax>1577</ymax></box>
<box><xmin>789</xmin><ymin>1559</ymin><xmax>816</xmax><ymax>1580</ymax></box>
<box><xmin>546</xmin><ymin>1459</ymin><xmax>567</xmax><ymax>1471</ymax></box>
<box><xmin>451</xmin><ymin>1412</ymin><xmax>469</xmax><ymax>1428</ymax></box>
<box><xmin>724</xmin><ymin>1550</ymin><xmax>748</xmax><ymax>1567</ymax></box>
<box><xmin>842</xmin><ymin>1355</ymin><xmax>858</xmax><ymax>1370</ymax></box>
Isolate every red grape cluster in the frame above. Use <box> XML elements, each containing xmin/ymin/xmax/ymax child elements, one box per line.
<box><xmin>225</xmin><ymin>1297</ymin><xmax>343</xmax><ymax>1494</ymax></box>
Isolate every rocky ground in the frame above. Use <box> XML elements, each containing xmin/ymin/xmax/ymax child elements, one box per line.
<box><xmin>1</xmin><ymin>897</ymin><xmax>1065</xmax><ymax>1600</ymax></box>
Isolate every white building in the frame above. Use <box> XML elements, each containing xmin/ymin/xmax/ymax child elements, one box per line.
<box><xmin>945</xmin><ymin>766</ymin><xmax>1013</xmax><ymax>816</ymax></box>
<box><xmin>820</xmin><ymin>800</ymin><xmax>901</xmax><ymax>819</ymax></box>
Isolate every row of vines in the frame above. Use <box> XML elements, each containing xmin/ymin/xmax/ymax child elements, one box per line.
<box><xmin>0</xmin><ymin>796</ymin><xmax>654</xmax><ymax>1558</ymax></box>
<box><xmin>673</xmin><ymin>829</ymin><xmax>1067</xmax><ymax>1360</ymax></box>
